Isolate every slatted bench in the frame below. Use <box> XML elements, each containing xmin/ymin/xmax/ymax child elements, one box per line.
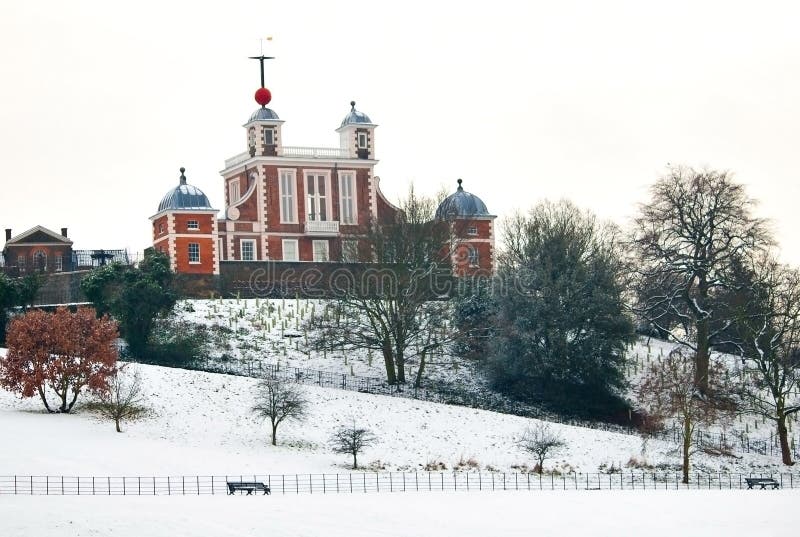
<box><xmin>744</xmin><ymin>477</ymin><xmax>780</xmax><ymax>490</ymax></box>
<box><xmin>227</xmin><ymin>481</ymin><xmax>271</xmax><ymax>495</ymax></box>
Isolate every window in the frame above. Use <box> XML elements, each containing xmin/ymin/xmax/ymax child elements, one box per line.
<box><xmin>33</xmin><ymin>251</ymin><xmax>46</xmax><ymax>272</ymax></box>
<box><xmin>339</xmin><ymin>172</ymin><xmax>357</xmax><ymax>224</ymax></box>
<box><xmin>159</xmin><ymin>223</ymin><xmax>165</xmax><ymax>234</ymax></box>
<box><xmin>17</xmin><ymin>256</ymin><xmax>25</xmax><ymax>272</ymax></box>
<box><xmin>468</xmin><ymin>246</ymin><xmax>479</xmax><ymax>267</ymax></box>
<box><xmin>282</xmin><ymin>239</ymin><xmax>299</xmax><ymax>262</ymax></box>
<box><xmin>312</xmin><ymin>240</ymin><xmax>329</xmax><ymax>262</ymax></box>
<box><xmin>188</xmin><ymin>243</ymin><xmax>200</xmax><ymax>264</ymax></box>
<box><xmin>467</xmin><ymin>226</ymin><xmax>478</xmax><ymax>236</ymax></box>
<box><xmin>187</xmin><ymin>220</ymin><xmax>199</xmax><ymax>230</ymax></box>
<box><xmin>263</xmin><ymin>128</ymin><xmax>274</xmax><ymax>146</ymax></box>
<box><xmin>306</xmin><ymin>173</ymin><xmax>328</xmax><ymax>221</ymax></box>
<box><xmin>341</xmin><ymin>239</ymin><xmax>359</xmax><ymax>262</ymax></box>
<box><xmin>241</xmin><ymin>239</ymin><xmax>256</xmax><ymax>261</ymax></box>
<box><xmin>55</xmin><ymin>255</ymin><xmax>63</xmax><ymax>272</ymax></box>
<box><xmin>279</xmin><ymin>170</ymin><xmax>297</xmax><ymax>223</ymax></box>
<box><xmin>357</xmin><ymin>132</ymin><xmax>368</xmax><ymax>149</ymax></box>
<box><xmin>229</xmin><ymin>178</ymin><xmax>241</xmax><ymax>203</ymax></box>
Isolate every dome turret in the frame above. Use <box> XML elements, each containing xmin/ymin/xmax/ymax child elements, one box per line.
<box><xmin>435</xmin><ymin>179</ymin><xmax>491</xmax><ymax>220</ymax></box>
<box><xmin>157</xmin><ymin>168</ymin><xmax>214</xmax><ymax>212</ymax></box>
<box><xmin>340</xmin><ymin>101</ymin><xmax>374</xmax><ymax>128</ymax></box>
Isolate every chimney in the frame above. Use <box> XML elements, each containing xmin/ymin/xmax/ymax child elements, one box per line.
<box><xmin>4</xmin><ymin>229</ymin><xmax>10</xmax><ymax>242</ymax></box>
<box><xmin>61</xmin><ymin>227</ymin><xmax>68</xmax><ymax>238</ymax></box>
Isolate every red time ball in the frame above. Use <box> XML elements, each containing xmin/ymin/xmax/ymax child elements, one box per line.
<box><xmin>255</xmin><ymin>87</ymin><xmax>272</xmax><ymax>106</ymax></box>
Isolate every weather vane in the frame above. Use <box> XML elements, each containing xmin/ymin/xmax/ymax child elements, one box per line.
<box><xmin>250</xmin><ymin>37</ymin><xmax>275</xmax><ymax>108</ymax></box>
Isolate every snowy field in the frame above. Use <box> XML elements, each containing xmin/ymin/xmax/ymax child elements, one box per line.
<box><xmin>1</xmin><ymin>491</ymin><xmax>796</xmax><ymax>537</ymax></box>
<box><xmin>0</xmin><ymin>360</ymin><xmax>787</xmax><ymax>475</ymax></box>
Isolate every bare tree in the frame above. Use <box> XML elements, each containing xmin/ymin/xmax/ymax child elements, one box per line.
<box><xmin>517</xmin><ymin>423</ymin><xmax>566</xmax><ymax>473</ymax></box>
<box><xmin>309</xmin><ymin>187</ymin><xmax>456</xmax><ymax>385</ymax></box>
<box><xmin>329</xmin><ymin>420</ymin><xmax>377</xmax><ymax>469</ymax></box>
<box><xmin>637</xmin><ymin>348</ymin><xmax>734</xmax><ymax>483</ymax></box>
<box><xmin>252</xmin><ymin>376</ymin><xmax>308</xmax><ymax>446</ymax></box>
<box><xmin>88</xmin><ymin>363</ymin><xmax>147</xmax><ymax>432</ymax></box>
<box><xmin>631</xmin><ymin>166</ymin><xmax>771</xmax><ymax>392</ymax></box>
<box><xmin>732</xmin><ymin>258</ymin><xmax>800</xmax><ymax>465</ymax></box>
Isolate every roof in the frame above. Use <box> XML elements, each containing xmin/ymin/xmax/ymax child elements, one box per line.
<box><xmin>5</xmin><ymin>226</ymin><xmax>72</xmax><ymax>246</ymax></box>
<box><xmin>435</xmin><ymin>179</ymin><xmax>492</xmax><ymax>220</ymax></box>
<box><xmin>157</xmin><ymin>168</ymin><xmax>215</xmax><ymax>213</ymax></box>
<box><xmin>248</xmin><ymin>107</ymin><xmax>280</xmax><ymax>122</ymax></box>
<box><xmin>340</xmin><ymin>101</ymin><xmax>374</xmax><ymax>128</ymax></box>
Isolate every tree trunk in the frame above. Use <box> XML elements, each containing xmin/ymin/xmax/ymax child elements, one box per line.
<box><xmin>682</xmin><ymin>417</ymin><xmax>691</xmax><ymax>484</ymax></box>
<box><xmin>115</xmin><ymin>416</ymin><xmax>122</xmax><ymax>433</ymax></box>
<box><xmin>352</xmin><ymin>452</ymin><xmax>358</xmax><ymax>470</ymax></box>
<box><xmin>777</xmin><ymin>412</ymin><xmax>794</xmax><ymax>466</ymax></box>
<box><xmin>694</xmin><ymin>317</ymin><xmax>710</xmax><ymax>393</ymax></box>
<box><xmin>271</xmin><ymin>423</ymin><xmax>278</xmax><ymax>446</ymax></box>
<box><xmin>37</xmin><ymin>385</ymin><xmax>53</xmax><ymax>413</ymax></box>
<box><xmin>396</xmin><ymin>347</ymin><xmax>406</xmax><ymax>384</ymax></box>
<box><xmin>414</xmin><ymin>351</ymin><xmax>427</xmax><ymax>389</ymax></box>
<box><xmin>382</xmin><ymin>339</ymin><xmax>397</xmax><ymax>385</ymax></box>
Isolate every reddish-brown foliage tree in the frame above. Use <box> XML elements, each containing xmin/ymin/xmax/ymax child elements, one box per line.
<box><xmin>0</xmin><ymin>307</ymin><xmax>118</xmax><ymax>413</ymax></box>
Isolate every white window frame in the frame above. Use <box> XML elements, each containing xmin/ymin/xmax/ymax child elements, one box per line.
<box><xmin>240</xmin><ymin>239</ymin><xmax>256</xmax><ymax>261</ymax></box>
<box><xmin>338</xmin><ymin>171</ymin><xmax>358</xmax><ymax>225</ymax></box>
<box><xmin>188</xmin><ymin>242</ymin><xmax>200</xmax><ymax>264</ymax></box>
<box><xmin>467</xmin><ymin>225</ymin><xmax>478</xmax><ymax>236</ymax></box>
<box><xmin>187</xmin><ymin>220</ymin><xmax>199</xmax><ymax>231</ymax></box>
<box><xmin>229</xmin><ymin>178</ymin><xmax>241</xmax><ymax>204</ymax></box>
<box><xmin>312</xmin><ymin>240</ymin><xmax>329</xmax><ymax>262</ymax></box>
<box><xmin>304</xmin><ymin>171</ymin><xmax>331</xmax><ymax>222</ymax></box>
<box><xmin>279</xmin><ymin>169</ymin><xmax>298</xmax><ymax>223</ymax></box>
<box><xmin>263</xmin><ymin>128</ymin><xmax>274</xmax><ymax>146</ymax></box>
<box><xmin>159</xmin><ymin>223</ymin><xmax>165</xmax><ymax>234</ymax></box>
<box><xmin>17</xmin><ymin>256</ymin><xmax>25</xmax><ymax>272</ymax></box>
<box><xmin>55</xmin><ymin>255</ymin><xmax>63</xmax><ymax>272</ymax></box>
<box><xmin>282</xmin><ymin>239</ymin><xmax>299</xmax><ymax>262</ymax></box>
<box><xmin>357</xmin><ymin>132</ymin><xmax>368</xmax><ymax>149</ymax></box>
<box><xmin>468</xmin><ymin>245</ymin><xmax>479</xmax><ymax>267</ymax></box>
<box><xmin>33</xmin><ymin>250</ymin><xmax>46</xmax><ymax>271</ymax></box>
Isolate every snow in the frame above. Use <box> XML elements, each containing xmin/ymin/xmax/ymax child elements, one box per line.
<box><xmin>0</xmin><ymin>491</ymin><xmax>796</xmax><ymax>537</ymax></box>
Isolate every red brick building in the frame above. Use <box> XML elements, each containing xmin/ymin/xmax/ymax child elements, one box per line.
<box><xmin>3</xmin><ymin>226</ymin><xmax>73</xmax><ymax>273</ymax></box>
<box><xmin>152</xmin><ymin>65</ymin><xmax>495</xmax><ymax>276</ymax></box>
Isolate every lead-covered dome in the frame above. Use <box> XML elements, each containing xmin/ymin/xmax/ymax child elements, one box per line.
<box><xmin>157</xmin><ymin>168</ymin><xmax>214</xmax><ymax>212</ymax></box>
<box><xmin>249</xmin><ymin>107</ymin><xmax>280</xmax><ymax>122</ymax></box>
<box><xmin>435</xmin><ymin>179</ymin><xmax>490</xmax><ymax>220</ymax></box>
<box><xmin>340</xmin><ymin>101</ymin><xmax>373</xmax><ymax>128</ymax></box>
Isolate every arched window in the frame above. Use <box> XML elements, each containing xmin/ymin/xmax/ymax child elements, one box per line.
<box><xmin>33</xmin><ymin>250</ymin><xmax>47</xmax><ymax>272</ymax></box>
<box><xmin>467</xmin><ymin>246</ymin><xmax>479</xmax><ymax>267</ymax></box>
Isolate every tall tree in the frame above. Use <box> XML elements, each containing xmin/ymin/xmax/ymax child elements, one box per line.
<box><xmin>0</xmin><ymin>307</ymin><xmax>118</xmax><ymax>413</ymax></box>
<box><xmin>309</xmin><ymin>187</ymin><xmax>454</xmax><ymax>384</ymax></box>
<box><xmin>631</xmin><ymin>166</ymin><xmax>771</xmax><ymax>392</ymax></box>
<box><xmin>637</xmin><ymin>348</ymin><xmax>733</xmax><ymax>483</ymax></box>
<box><xmin>731</xmin><ymin>258</ymin><xmax>800</xmax><ymax>465</ymax></box>
<box><xmin>81</xmin><ymin>248</ymin><xmax>177</xmax><ymax>356</ymax></box>
<box><xmin>486</xmin><ymin>201</ymin><xmax>635</xmax><ymax>417</ymax></box>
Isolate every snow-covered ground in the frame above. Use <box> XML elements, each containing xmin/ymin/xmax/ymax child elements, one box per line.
<box><xmin>0</xmin><ymin>361</ymin><xmax>788</xmax><ymax>475</ymax></box>
<box><xmin>1</xmin><ymin>491</ymin><xmax>795</xmax><ymax>537</ymax></box>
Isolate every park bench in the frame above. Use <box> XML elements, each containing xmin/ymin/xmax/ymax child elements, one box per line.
<box><xmin>744</xmin><ymin>477</ymin><xmax>780</xmax><ymax>490</ymax></box>
<box><xmin>227</xmin><ymin>481</ymin><xmax>271</xmax><ymax>495</ymax></box>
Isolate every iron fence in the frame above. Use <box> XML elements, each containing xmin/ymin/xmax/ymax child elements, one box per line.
<box><xmin>0</xmin><ymin>472</ymin><xmax>797</xmax><ymax>496</ymax></box>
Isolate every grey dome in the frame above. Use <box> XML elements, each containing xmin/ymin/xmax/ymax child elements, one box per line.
<box><xmin>157</xmin><ymin>168</ymin><xmax>214</xmax><ymax>212</ymax></box>
<box><xmin>435</xmin><ymin>179</ymin><xmax>490</xmax><ymax>220</ymax></box>
<box><xmin>340</xmin><ymin>101</ymin><xmax>373</xmax><ymax>127</ymax></box>
<box><xmin>249</xmin><ymin>107</ymin><xmax>280</xmax><ymax>122</ymax></box>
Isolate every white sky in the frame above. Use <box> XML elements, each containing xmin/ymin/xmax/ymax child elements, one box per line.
<box><xmin>1</xmin><ymin>1</ymin><xmax>798</xmax><ymax>264</ymax></box>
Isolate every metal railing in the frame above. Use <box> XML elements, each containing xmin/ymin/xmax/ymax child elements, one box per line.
<box><xmin>281</xmin><ymin>146</ymin><xmax>349</xmax><ymax>159</ymax></box>
<box><xmin>0</xmin><ymin>472</ymin><xmax>796</xmax><ymax>495</ymax></box>
<box><xmin>305</xmin><ymin>220</ymin><xmax>340</xmax><ymax>234</ymax></box>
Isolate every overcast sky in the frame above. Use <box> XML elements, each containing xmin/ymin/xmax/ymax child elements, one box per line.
<box><xmin>1</xmin><ymin>1</ymin><xmax>798</xmax><ymax>264</ymax></box>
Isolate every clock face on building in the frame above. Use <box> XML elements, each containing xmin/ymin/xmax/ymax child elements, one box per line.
<box><xmin>227</xmin><ymin>206</ymin><xmax>240</xmax><ymax>221</ymax></box>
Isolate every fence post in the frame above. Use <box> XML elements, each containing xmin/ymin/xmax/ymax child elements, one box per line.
<box><xmin>123</xmin><ymin>477</ymin><xmax>126</xmax><ymax>496</ymax></box>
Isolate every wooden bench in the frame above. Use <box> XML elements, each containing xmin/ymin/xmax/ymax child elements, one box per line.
<box><xmin>227</xmin><ymin>481</ymin><xmax>271</xmax><ymax>495</ymax></box>
<box><xmin>745</xmin><ymin>477</ymin><xmax>780</xmax><ymax>490</ymax></box>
